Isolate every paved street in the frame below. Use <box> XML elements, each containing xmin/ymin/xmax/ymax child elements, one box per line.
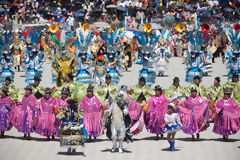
<box><xmin>0</xmin><ymin>57</ymin><xmax>239</xmax><ymax>160</ymax></box>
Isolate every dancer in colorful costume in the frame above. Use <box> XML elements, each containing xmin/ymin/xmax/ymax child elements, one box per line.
<box><xmin>101</xmin><ymin>26</ymin><xmax>122</xmax><ymax>84</ymax></box>
<box><xmin>0</xmin><ymin>31</ymin><xmax>14</xmax><ymax>85</ymax></box>
<box><xmin>127</xmin><ymin>77</ymin><xmax>154</xmax><ymax>135</ymax></box>
<box><xmin>94</xmin><ymin>74</ymin><xmax>118</xmax><ymax>104</ymax></box>
<box><xmin>3</xmin><ymin>77</ymin><xmax>23</xmax><ymax>101</ymax></box>
<box><xmin>56</xmin><ymin>99</ymin><xmax>88</xmax><ymax>153</ymax></box>
<box><xmin>0</xmin><ymin>87</ymin><xmax>13</xmax><ymax>138</ymax></box>
<box><xmin>163</xmin><ymin>103</ymin><xmax>183</xmax><ymax>151</ymax></box>
<box><xmin>134</xmin><ymin>23</ymin><xmax>160</xmax><ymax>86</ymax></box>
<box><xmin>212</xmin><ymin>88</ymin><xmax>240</xmax><ymax>141</ymax></box>
<box><xmin>186</xmin><ymin>76</ymin><xmax>208</xmax><ymax>99</ymax></box>
<box><xmin>104</xmin><ymin>85</ymin><xmax>132</xmax><ymax>153</ymax></box>
<box><xmin>32</xmin><ymin>76</ymin><xmax>45</xmax><ymax>100</ymax></box>
<box><xmin>165</xmin><ymin>77</ymin><xmax>186</xmax><ymax>100</ymax></box>
<box><xmin>143</xmin><ymin>85</ymin><xmax>170</xmax><ymax>139</ymax></box>
<box><xmin>154</xmin><ymin>29</ymin><xmax>172</xmax><ymax>76</ymax></box>
<box><xmin>10</xmin><ymin>86</ymin><xmax>39</xmax><ymax>139</ymax></box>
<box><xmin>178</xmin><ymin>88</ymin><xmax>210</xmax><ymax>140</ymax></box>
<box><xmin>93</xmin><ymin>56</ymin><xmax>107</xmax><ymax>86</ymax></box>
<box><xmin>24</xmin><ymin>28</ymin><xmax>43</xmax><ymax>85</ymax></box>
<box><xmin>223</xmin><ymin>24</ymin><xmax>240</xmax><ymax>79</ymax></box>
<box><xmin>79</xmin><ymin>85</ymin><xmax>106</xmax><ymax>140</ymax></box>
<box><xmin>207</xmin><ymin>77</ymin><xmax>223</xmax><ymax>111</ymax></box>
<box><xmin>54</xmin><ymin>87</ymin><xmax>70</xmax><ymax>137</ymax></box>
<box><xmin>185</xmin><ymin>30</ymin><xmax>210</xmax><ymax>83</ymax></box>
<box><xmin>75</xmin><ymin>23</ymin><xmax>94</xmax><ymax>84</ymax></box>
<box><xmin>35</xmin><ymin>88</ymin><xmax>57</xmax><ymax>140</ymax></box>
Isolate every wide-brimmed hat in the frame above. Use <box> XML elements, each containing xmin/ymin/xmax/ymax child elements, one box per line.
<box><xmin>24</xmin><ymin>85</ymin><xmax>32</xmax><ymax>91</ymax></box>
<box><xmin>139</xmin><ymin>77</ymin><xmax>146</xmax><ymax>82</ymax></box>
<box><xmin>168</xmin><ymin>103</ymin><xmax>176</xmax><ymax>109</ymax></box>
<box><xmin>87</xmin><ymin>85</ymin><xmax>94</xmax><ymax>92</ymax></box>
<box><xmin>191</xmin><ymin>87</ymin><xmax>197</xmax><ymax>92</ymax></box>
<box><xmin>44</xmin><ymin>87</ymin><xmax>52</xmax><ymax>94</ymax></box>
<box><xmin>173</xmin><ymin>77</ymin><xmax>180</xmax><ymax>83</ymax></box>
<box><xmin>224</xmin><ymin>88</ymin><xmax>231</xmax><ymax>95</ymax></box>
<box><xmin>61</xmin><ymin>87</ymin><xmax>69</xmax><ymax>95</ymax></box>
<box><xmin>154</xmin><ymin>85</ymin><xmax>162</xmax><ymax>91</ymax></box>
<box><xmin>193</xmin><ymin>76</ymin><xmax>200</xmax><ymax>80</ymax></box>
<box><xmin>34</xmin><ymin>76</ymin><xmax>41</xmax><ymax>82</ymax></box>
<box><xmin>105</xmin><ymin>74</ymin><xmax>111</xmax><ymax>79</ymax></box>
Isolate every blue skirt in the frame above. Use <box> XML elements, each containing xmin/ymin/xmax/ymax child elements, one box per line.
<box><xmin>163</xmin><ymin>124</ymin><xmax>182</xmax><ymax>133</ymax></box>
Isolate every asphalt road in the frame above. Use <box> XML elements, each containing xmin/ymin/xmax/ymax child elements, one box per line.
<box><xmin>0</xmin><ymin>57</ymin><xmax>239</xmax><ymax>160</ymax></box>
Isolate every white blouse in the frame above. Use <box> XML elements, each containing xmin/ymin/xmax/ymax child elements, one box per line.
<box><xmin>164</xmin><ymin>113</ymin><xmax>182</xmax><ymax>125</ymax></box>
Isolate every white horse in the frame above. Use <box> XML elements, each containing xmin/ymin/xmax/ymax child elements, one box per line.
<box><xmin>103</xmin><ymin>85</ymin><xmax>132</xmax><ymax>153</ymax></box>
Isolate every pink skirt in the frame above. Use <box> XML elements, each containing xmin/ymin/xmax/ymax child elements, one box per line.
<box><xmin>83</xmin><ymin>112</ymin><xmax>103</xmax><ymax>137</ymax></box>
<box><xmin>35</xmin><ymin>112</ymin><xmax>56</xmax><ymax>136</ymax></box>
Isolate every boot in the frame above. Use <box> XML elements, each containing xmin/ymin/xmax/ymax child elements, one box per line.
<box><xmin>196</xmin><ymin>133</ymin><xmax>200</xmax><ymax>140</ymax></box>
<box><xmin>0</xmin><ymin>131</ymin><xmax>4</xmax><ymax>138</ymax></box>
<box><xmin>111</xmin><ymin>140</ymin><xmax>117</xmax><ymax>152</ymax></box>
<box><xmin>119</xmin><ymin>141</ymin><xmax>123</xmax><ymax>153</ymax></box>
<box><xmin>168</xmin><ymin>140</ymin><xmax>172</xmax><ymax>150</ymax></box>
<box><xmin>161</xmin><ymin>134</ymin><xmax>164</xmax><ymax>138</ymax></box>
<box><xmin>18</xmin><ymin>65</ymin><xmax>20</xmax><ymax>72</ymax></box>
<box><xmin>171</xmin><ymin>141</ymin><xmax>175</xmax><ymax>151</ymax></box>
<box><xmin>192</xmin><ymin>135</ymin><xmax>195</xmax><ymax>141</ymax></box>
<box><xmin>156</xmin><ymin>134</ymin><xmax>159</xmax><ymax>140</ymax></box>
<box><xmin>67</xmin><ymin>148</ymin><xmax>71</xmax><ymax>153</ymax></box>
<box><xmin>72</xmin><ymin>148</ymin><xmax>76</xmax><ymax>153</ymax></box>
<box><xmin>27</xmin><ymin>133</ymin><xmax>31</xmax><ymax>140</ymax></box>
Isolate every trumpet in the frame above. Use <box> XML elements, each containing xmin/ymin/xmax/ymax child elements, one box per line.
<box><xmin>49</xmin><ymin>24</ymin><xmax>59</xmax><ymax>33</ymax></box>
<box><xmin>176</xmin><ymin>23</ymin><xmax>185</xmax><ymax>33</ymax></box>
<box><xmin>143</xmin><ymin>23</ymin><xmax>152</xmax><ymax>33</ymax></box>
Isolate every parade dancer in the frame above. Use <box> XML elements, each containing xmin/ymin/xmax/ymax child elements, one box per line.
<box><xmin>3</xmin><ymin>77</ymin><xmax>23</xmax><ymax>101</ymax></box>
<box><xmin>35</xmin><ymin>88</ymin><xmax>57</xmax><ymax>140</ymax></box>
<box><xmin>178</xmin><ymin>88</ymin><xmax>210</xmax><ymax>141</ymax></box>
<box><xmin>32</xmin><ymin>76</ymin><xmax>45</xmax><ymax>100</ymax></box>
<box><xmin>165</xmin><ymin>77</ymin><xmax>186</xmax><ymax>100</ymax></box>
<box><xmin>24</xmin><ymin>28</ymin><xmax>43</xmax><ymax>85</ymax></box>
<box><xmin>79</xmin><ymin>85</ymin><xmax>106</xmax><ymax>140</ymax></box>
<box><xmin>92</xmin><ymin>56</ymin><xmax>107</xmax><ymax>87</ymax></box>
<box><xmin>127</xmin><ymin>77</ymin><xmax>154</xmax><ymax>135</ymax></box>
<box><xmin>212</xmin><ymin>88</ymin><xmax>240</xmax><ymax>141</ymax></box>
<box><xmin>54</xmin><ymin>88</ymin><xmax>70</xmax><ymax>137</ymax></box>
<box><xmin>185</xmin><ymin>30</ymin><xmax>210</xmax><ymax>83</ymax></box>
<box><xmin>162</xmin><ymin>103</ymin><xmax>183</xmax><ymax>151</ymax></box>
<box><xmin>186</xmin><ymin>76</ymin><xmax>208</xmax><ymax>99</ymax></box>
<box><xmin>94</xmin><ymin>74</ymin><xmax>118</xmax><ymax>104</ymax></box>
<box><xmin>0</xmin><ymin>32</ymin><xmax>14</xmax><ymax>85</ymax></box>
<box><xmin>143</xmin><ymin>85</ymin><xmax>170</xmax><ymax>139</ymax></box>
<box><xmin>134</xmin><ymin>23</ymin><xmax>160</xmax><ymax>86</ymax></box>
<box><xmin>0</xmin><ymin>87</ymin><xmax>13</xmax><ymax>138</ymax></box>
<box><xmin>11</xmin><ymin>86</ymin><xmax>39</xmax><ymax>140</ymax></box>
<box><xmin>154</xmin><ymin>29</ymin><xmax>172</xmax><ymax>76</ymax></box>
<box><xmin>56</xmin><ymin>99</ymin><xmax>88</xmax><ymax>153</ymax></box>
<box><xmin>223</xmin><ymin>24</ymin><xmax>240</xmax><ymax>79</ymax></box>
<box><xmin>104</xmin><ymin>85</ymin><xmax>132</xmax><ymax>153</ymax></box>
<box><xmin>75</xmin><ymin>23</ymin><xmax>94</xmax><ymax>84</ymax></box>
<box><xmin>101</xmin><ymin>26</ymin><xmax>122</xmax><ymax>84</ymax></box>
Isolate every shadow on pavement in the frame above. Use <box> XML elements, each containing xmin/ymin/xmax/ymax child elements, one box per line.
<box><xmin>133</xmin><ymin>136</ymin><xmax>167</xmax><ymax>141</ymax></box>
<box><xmin>161</xmin><ymin>148</ymin><xmax>180</xmax><ymax>152</ymax></box>
<box><xmin>3</xmin><ymin>135</ymin><xmax>59</xmax><ymax>142</ymax></box>
<box><xmin>176</xmin><ymin>137</ymin><xmax>207</xmax><ymax>142</ymax></box>
<box><xmin>101</xmin><ymin>148</ymin><xmax>132</xmax><ymax>153</ymax></box>
<box><xmin>85</xmin><ymin>138</ymin><xmax>107</xmax><ymax>143</ymax></box>
<box><xmin>208</xmin><ymin>138</ymin><xmax>240</xmax><ymax>142</ymax></box>
<box><xmin>58</xmin><ymin>151</ymin><xmax>86</xmax><ymax>156</ymax></box>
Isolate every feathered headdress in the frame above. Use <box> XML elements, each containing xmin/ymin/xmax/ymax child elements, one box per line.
<box><xmin>101</xmin><ymin>29</ymin><xmax>122</xmax><ymax>53</ymax></box>
<box><xmin>78</xmin><ymin>29</ymin><xmax>94</xmax><ymax>53</ymax></box>
<box><xmin>159</xmin><ymin>29</ymin><xmax>172</xmax><ymax>45</ymax></box>
<box><xmin>0</xmin><ymin>31</ymin><xmax>13</xmax><ymax>55</ymax></box>
<box><xmin>186</xmin><ymin>30</ymin><xmax>210</xmax><ymax>52</ymax></box>
<box><xmin>135</xmin><ymin>30</ymin><xmax>160</xmax><ymax>53</ymax></box>
<box><xmin>226</xmin><ymin>24</ymin><xmax>240</xmax><ymax>51</ymax></box>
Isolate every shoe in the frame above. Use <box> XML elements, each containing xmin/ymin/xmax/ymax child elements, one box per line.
<box><xmin>171</xmin><ymin>141</ymin><xmax>175</xmax><ymax>151</ymax></box>
<box><xmin>111</xmin><ymin>141</ymin><xmax>117</xmax><ymax>152</ymax></box>
<box><xmin>197</xmin><ymin>133</ymin><xmax>200</xmax><ymax>140</ymax></box>
<box><xmin>72</xmin><ymin>149</ymin><xmax>76</xmax><ymax>153</ymax></box>
<box><xmin>168</xmin><ymin>140</ymin><xmax>172</xmax><ymax>150</ymax></box>
<box><xmin>119</xmin><ymin>148</ymin><xmax>123</xmax><ymax>153</ymax></box>
<box><xmin>67</xmin><ymin>148</ymin><xmax>71</xmax><ymax>152</ymax></box>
